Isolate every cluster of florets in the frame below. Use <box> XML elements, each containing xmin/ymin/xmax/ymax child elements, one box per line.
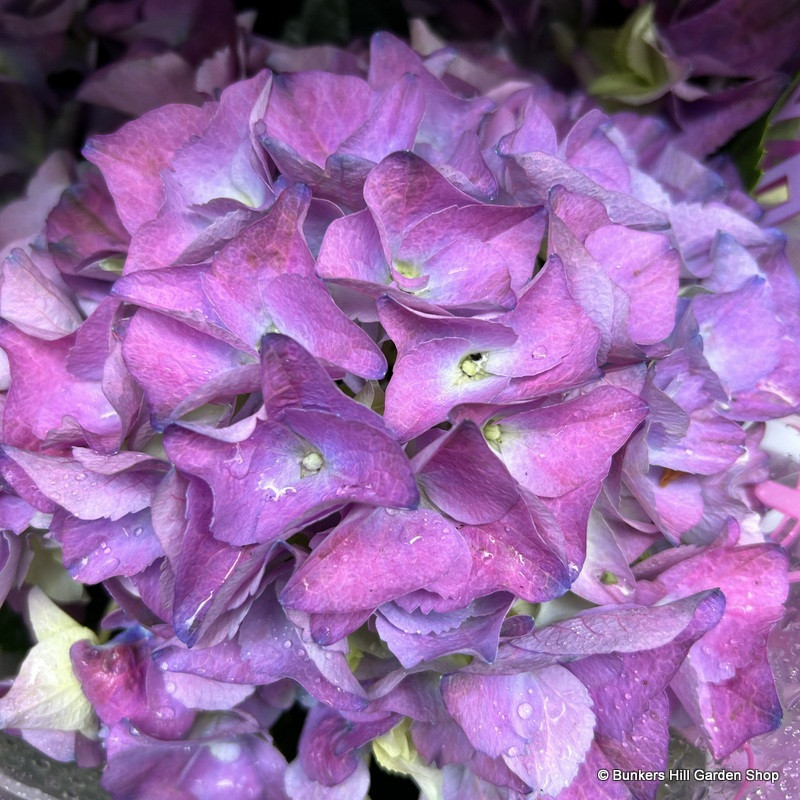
<box><xmin>0</xmin><ymin>27</ymin><xmax>798</xmax><ymax>800</ymax></box>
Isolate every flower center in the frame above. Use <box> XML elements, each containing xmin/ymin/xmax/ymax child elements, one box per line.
<box><xmin>483</xmin><ymin>421</ymin><xmax>502</xmax><ymax>441</ymax></box>
<box><xmin>301</xmin><ymin>452</ymin><xmax>324</xmax><ymax>473</ymax></box>
<box><xmin>460</xmin><ymin>352</ymin><xmax>488</xmax><ymax>378</ymax></box>
<box><xmin>394</xmin><ymin>260</ymin><xmax>420</xmax><ymax>279</ymax></box>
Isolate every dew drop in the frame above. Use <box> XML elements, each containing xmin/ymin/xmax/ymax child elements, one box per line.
<box><xmin>517</xmin><ymin>702</ymin><xmax>533</xmax><ymax>720</ymax></box>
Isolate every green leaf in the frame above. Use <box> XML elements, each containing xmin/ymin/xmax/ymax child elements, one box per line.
<box><xmin>0</xmin><ymin>588</ymin><xmax>98</xmax><ymax>735</ymax></box>
<box><xmin>373</xmin><ymin>718</ymin><xmax>444</xmax><ymax>800</ymax></box>
<box><xmin>722</xmin><ymin>111</ymin><xmax>770</xmax><ymax>192</ymax></box>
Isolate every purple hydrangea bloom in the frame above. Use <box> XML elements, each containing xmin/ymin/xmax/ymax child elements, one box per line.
<box><xmin>0</xmin><ymin>20</ymin><xmax>799</xmax><ymax>800</ymax></box>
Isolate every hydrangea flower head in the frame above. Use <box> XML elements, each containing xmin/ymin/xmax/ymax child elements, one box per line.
<box><xmin>0</xmin><ymin>19</ymin><xmax>798</xmax><ymax>800</ymax></box>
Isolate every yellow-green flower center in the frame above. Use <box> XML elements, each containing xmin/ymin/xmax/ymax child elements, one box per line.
<box><xmin>460</xmin><ymin>352</ymin><xmax>488</xmax><ymax>378</ymax></box>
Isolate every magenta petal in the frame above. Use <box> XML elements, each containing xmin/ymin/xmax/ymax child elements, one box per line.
<box><xmin>647</xmin><ymin>407</ymin><xmax>746</xmax><ymax>476</ymax></box>
<box><xmin>0</xmin><ymin>323</ymin><xmax>121</xmax><ymax>450</ymax></box>
<box><xmin>399</xmin><ymin>205</ymin><xmax>545</xmax><ymax>297</ymax></box>
<box><xmin>297</xmin><ymin>706</ymin><xmax>363</xmax><ymax>786</ymax></box>
<box><xmin>45</xmin><ymin>165</ymin><xmax>130</xmax><ymax>280</ymax></box>
<box><xmin>84</xmin><ymin>103</ymin><xmax>214</xmax><ymax>234</ymax></box>
<box><xmin>285</xmin><ymin>757</ymin><xmax>369</xmax><ymax>800</ymax></box>
<box><xmin>622</xmin><ymin>430</ymin><xmax>705</xmax><ymax>544</ymax></box>
<box><xmin>514</xmin><ymin>590</ymin><xmax>725</xmax><ymax>660</ymax></box>
<box><xmin>378</xmin><ymin>297</ymin><xmax>518</xmax><ymax>440</ymax></box>
<box><xmin>443</xmin><ymin>666</ymin><xmax>596</xmax><ymax>796</ymax></box>
<box><xmin>122</xmin><ymin>309</ymin><xmax>259</xmax><ymax>427</ymax></box>
<box><xmin>490</xmin><ymin>256</ymin><xmax>602</xmax><ymax>386</ymax></box>
<box><xmin>163</xmin><ymin>411</ymin><xmax>417</xmax><ymax>546</ymax></box>
<box><xmin>550</xmin><ymin>743</ymin><xmax>626</xmax><ymax>800</ymax></box>
<box><xmin>53</xmin><ymin>508</ymin><xmax>163</xmax><ymax>584</ymax></box>
<box><xmin>565</xmin><ymin>589</ymin><xmax>724</xmax><ymax>800</ymax></box>
<box><xmin>165</xmin><ymin>71</ymin><xmax>270</xmax><ymax>210</ymax></box>
<box><xmin>212</xmin><ymin>184</ymin><xmax>315</xmax><ymax>281</ymax></box>
<box><xmin>565</xmin><ymin>113</ymin><xmax>631</xmax><ymax>193</ymax></box>
<box><xmin>120</xmin><ymin>199</ymin><xmax>258</xmax><ymax>275</ymax></box>
<box><xmin>679</xmin><ymin>647</ymin><xmax>782</xmax><ymax>761</ymax></box>
<box><xmin>101</xmin><ymin>723</ymin><xmax>287</xmax><ymax>800</ymax></box>
<box><xmin>260</xmin><ymin>334</ymin><xmax>382</xmax><ymax>427</ymax></box>
<box><xmin>282</xmin><ymin>405</ymin><xmax>417</xmax><ymax>501</ymax></box>
<box><xmin>360</xmin><ymin>167</ymin><xmax>545</xmax><ymax>310</ymax></box>
<box><xmin>495</xmin><ymin>97</ymin><xmax>559</xmax><ymax>158</ymax></box>
<box><xmin>237</xmin><ymin>590</ymin><xmax>368</xmax><ymax>711</ymax></box>
<box><xmin>540</xmin><ymin>479</ymin><xmax>603</xmax><ymax>575</ymax></box>
<box><xmin>0</xmin><ymin>530</ymin><xmax>25</xmax><ymax>607</ymax></box>
<box><xmin>692</xmin><ymin>277</ymin><xmax>781</xmax><ymax>395</ymax></box>
<box><xmin>72</xmin><ymin>637</ymin><xmax>194</xmax><ymax>740</ymax></box>
<box><xmin>375</xmin><ymin>594</ymin><xmax>513</xmax><ymax>668</ymax></box>
<box><xmin>172</xmin><ymin>479</ymin><xmax>271</xmax><ymax>647</ymax></box>
<box><xmin>494</xmin><ymin>386</ymin><xmax>647</xmax><ymax>497</ymax></box>
<box><xmin>415</xmin><ymin>420</ymin><xmax>520</xmax><ymax>524</ymax></box>
<box><xmin>3</xmin><ymin>446</ymin><xmax>163</xmax><ymax>521</ymax></box>
<box><xmin>644</xmin><ymin>544</ymin><xmax>788</xmax><ymax>759</ymax></box>
<box><xmin>0</xmin><ymin>493</ymin><xmax>35</xmax><ymax>534</ymax></box>
<box><xmin>113</xmin><ymin>265</ymin><xmax>241</xmax><ymax>347</ymax></box>
<box><xmin>280</xmin><ymin>507</ymin><xmax>471</xmax><ymax>613</ymax></box>
<box><xmin>261</xmin><ymin>72</ymin><xmax>372</xmax><ymax>171</ymax></box>
<box><xmin>548</xmin><ymin>188</ymin><xmax>629</xmax><ymax>361</ymax></box>
<box><xmin>364</xmin><ymin>152</ymin><xmax>476</xmax><ymax>252</ymax></box>
<box><xmin>264</xmin><ymin>274</ymin><xmax>386</xmax><ymax>379</ymax></box>
<box><xmin>457</xmin><ymin>493</ymin><xmax>571</xmax><ymax>604</ymax></box>
<box><xmin>316</xmin><ymin>209</ymin><xmax>391</xmax><ymax>285</ymax></box>
<box><xmin>67</xmin><ymin>296</ymin><xmax>123</xmax><ymax>381</ymax></box>
<box><xmin>307</xmin><ymin>610</ymin><xmax>373</xmax><ymax>646</ymax></box>
<box><xmin>584</xmin><ymin>225</ymin><xmax>680</xmax><ymax>346</ymax></box>
<box><xmin>161</xmin><ymin>615</ymin><xmax>368</xmax><ymax>714</ymax></box>
<box><xmin>502</xmin><ymin>151</ymin><xmax>667</xmax><ymax>228</ymax></box>
<box><xmin>0</xmin><ymin>249</ymin><xmax>82</xmax><ymax>340</ymax></box>
<box><xmin>669</xmin><ymin>201</ymin><xmax>776</xmax><ymax>279</ymax></box>
<box><xmin>338</xmin><ymin>73</ymin><xmax>424</xmax><ymax>163</ymax></box>
<box><xmin>570</xmin><ymin>512</ymin><xmax>640</xmax><ymax>605</ymax></box>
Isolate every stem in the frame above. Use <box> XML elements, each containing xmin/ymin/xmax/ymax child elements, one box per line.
<box><xmin>780</xmin><ymin>519</ymin><xmax>800</xmax><ymax>552</ymax></box>
<box><xmin>730</xmin><ymin>742</ymin><xmax>755</xmax><ymax>800</ymax></box>
<box><xmin>769</xmin><ymin>516</ymin><xmax>793</xmax><ymax>542</ymax></box>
